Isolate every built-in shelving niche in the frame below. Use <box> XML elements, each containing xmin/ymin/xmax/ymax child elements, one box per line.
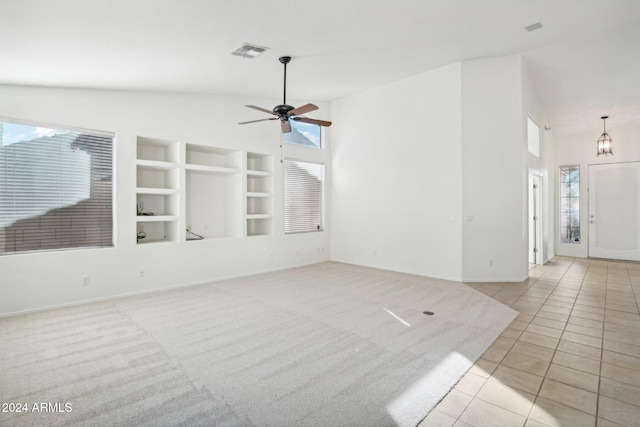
<box><xmin>246</xmin><ymin>152</ymin><xmax>273</xmax><ymax>237</ymax></box>
<box><xmin>136</xmin><ymin>137</ymin><xmax>180</xmax><ymax>244</ymax></box>
<box><xmin>135</xmin><ymin>137</ymin><xmax>273</xmax><ymax>244</ymax></box>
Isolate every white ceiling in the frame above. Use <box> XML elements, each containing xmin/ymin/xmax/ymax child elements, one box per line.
<box><xmin>2</xmin><ymin>0</ymin><xmax>640</xmax><ymax>134</ymax></box>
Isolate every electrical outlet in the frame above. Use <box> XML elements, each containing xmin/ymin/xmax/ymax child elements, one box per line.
<box><xmin>139</xmin><ymin>269</ymin><xmax>145</xmax><ymax>278</ymax></box>
<box><xmin>82</xmin><ymin>275</ymin><xmax>90</xmax><ymax>286</ymax></box>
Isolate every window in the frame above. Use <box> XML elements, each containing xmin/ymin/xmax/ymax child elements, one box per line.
<box><xmin>0</xmin><ymin>119</ymin><xmax>113</xmax><ymax>254</ymax></box>
<box><xmin>527</xmin><ymin>117</ymin><xmax>540</xmax><ymax>158</ymax></box>
<box><xmin>284</xmin><ymin>159</ymin><xmax>324</xmax><ymax>233</ymax></box>
<box><xmin>284</xmin><ymin>120</ymin><xmax>322</xmax><ymax>149</ymax></box>
<box><xmin>559</xmin><ymin>165</ymin><xmax>580</xmax><ymax>243</ymax></box>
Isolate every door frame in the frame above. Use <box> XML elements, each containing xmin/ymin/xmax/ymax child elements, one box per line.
<box><xmin>528</xmin><ymin>171</ymin><xmax>543</xmax><ymax>265</ymax></box>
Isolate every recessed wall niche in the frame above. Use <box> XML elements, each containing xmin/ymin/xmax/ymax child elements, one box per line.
<box><xmin>135</xmin><ymin>137</ymin><xmax>273</xmax><ymax>244</ymax></box>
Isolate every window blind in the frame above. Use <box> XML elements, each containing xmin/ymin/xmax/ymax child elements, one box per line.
<box><xmin>0</xmin><ymin>120</ymin><xmax>114</xmax><ymax>254</ymax></box>
<box><xmin>284</xmin><ymin>158</ymin><xmax>324</xmax><ymax>234</ymax></box>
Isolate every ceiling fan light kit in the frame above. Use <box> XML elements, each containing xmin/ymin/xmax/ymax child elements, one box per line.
<box><xmin>239</xmin><ymin>56</ymin><xmax>332</xmax><ymax>133</ymax></box>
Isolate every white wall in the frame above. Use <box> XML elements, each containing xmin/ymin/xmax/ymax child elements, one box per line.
<box><xmin>538</xmin><ymin>129</ymin><xmax>556</xmax><ymax>263</ymax></box>
<box><xmin>555</xmin><ymin>122</ymin><xmax>640</xmax><ymax>258</ymax></box>
<box><xmin>0</xmin><ymin>85</ymin><xmax>331</xmax><ymax>316</ymax></box>
<box><xmin>460</xmin><ymin>56</ymin><xmax>528</xmax><ymax>282</ymax></box>
<box><xmin>1</xmin><ymin>54</ymin><xmax>562</xmax><ymax>316</ymax></box>
<box><xmin>523</xmin><ymin>59</ymin><xmax>556</xmax><ymax>264</ymax></box>
<box><xmin>331</xmin><ymin>63</ymin><xmax>464</xmax><ymax>281</ymax></box>
<box><xmin>331</xmin><ymin>56</ymin><xmax>543</xmax><ymax>283</ymax></box>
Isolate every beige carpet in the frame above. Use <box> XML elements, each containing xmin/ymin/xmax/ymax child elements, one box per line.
<box><xmin>0</xmin><ymin>262</ymin><xmax>517</xmax><ymax>426</ymax></box>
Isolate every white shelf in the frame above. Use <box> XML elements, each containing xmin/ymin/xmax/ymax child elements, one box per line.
<box><xmin>246</xmin><ymin>170</ymin><xmax>271</xmax><ymax>177</ymax></box>
<box><xmin>246</xmin><ymin>192</ymin><xmax>272</xmax><ymax>198</ymax></box>
<box><xmin>136</xmin><ymin>159</ymin><xmax>179</xmax><ymax>170</ymax></box>
<box><xmin>246</xmin><ymin>214</ymin><xmax>272</xmax><ymax>219</ymax></box>
<box><xmin>136</xmin><ymin>238</ymin><xmax>174</xmax><ymax>245</ymax></box>
<box><xmin>186</xmin><ymin>234</ymin><xmax>238</xmax><ymax>242</ymax></box>
<box><xmin>186</xmin><ymin>164</ymin><xmax>241</xmax><ymax>175</ymax></box>
<box><xmin>136</xmin><ymin>215</ymin><xmax>179</xmax><ymax>222</ymax></box>
<box><xmin>136</xmin><ymin>187</ymin><xmax>179</xmax><ymax>195</ymax></box>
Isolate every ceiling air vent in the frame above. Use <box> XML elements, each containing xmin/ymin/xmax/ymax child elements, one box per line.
<box><xmin>231</xmin><ymin>43</ymin><xmax>268</xmax><ymax>58</ymax></box>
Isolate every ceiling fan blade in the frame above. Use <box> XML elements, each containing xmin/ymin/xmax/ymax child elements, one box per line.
<box><xmin>292</xmin><ymin>117</ymin><xmax>332</xmax><ymax>127</ymax></box>
<box><xmin>245</xmin><ymin>105</ymin><xmax>276</xmax><ymax>116</ymax></box>
<box><xmin>281</xmin><ymin>120</ymin><xmax>292</xmax><ymax>133</ymax></box>
<box><xmin>288</xmin><ymin>103</ymin><xmax>318</xmax><ymax>116</ymax></box>
<box><xmin>239</xmin><ymin>118</ymin><xmax>278</xmax><ymax>125</ymax></box>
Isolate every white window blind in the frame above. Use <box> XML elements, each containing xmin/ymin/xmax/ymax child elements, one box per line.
<box><xmin>284</xmin><ymin>159</ymin><xmax>324</xmax><ymax>233</ymax></box>
<box><xmin>0</xmin><ymin>120</ymin><xmax>114</xmax><ymax>254</ymax></box>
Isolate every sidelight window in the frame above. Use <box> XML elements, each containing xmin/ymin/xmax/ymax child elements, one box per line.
<box><xmin>559</xmin><ymin>165</ymin><xmax>580</xmax><ymax>243</ymax></box>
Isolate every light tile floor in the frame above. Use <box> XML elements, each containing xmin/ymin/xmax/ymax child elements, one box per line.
<box><xmin>419</xmin><ymin>257</ymin><xmax>640</xmax><ymax>427</ymax></box>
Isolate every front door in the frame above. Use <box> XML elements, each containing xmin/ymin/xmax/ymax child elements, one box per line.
<box><xmin>588</xmin><ymin>162</ymin><xmax>640</xmax><ymax>261</ymax></box>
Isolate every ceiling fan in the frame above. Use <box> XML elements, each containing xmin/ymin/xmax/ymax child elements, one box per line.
<box><xmin>239</xmin><ymin>56</ymin><xmax>332</xmax><ymax>133</ymax></box>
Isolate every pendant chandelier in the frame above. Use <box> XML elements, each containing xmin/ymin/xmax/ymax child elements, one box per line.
<box><xmin>597</xmin><ymin>115</ymin><xmax>613</xmax><ymax>156</ymax></box>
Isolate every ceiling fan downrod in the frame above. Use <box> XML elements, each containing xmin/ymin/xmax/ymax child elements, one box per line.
<box><xmin>279</xmin><ymin>56</ymin><xmax>291</xmax><ymax>106</ymax></box>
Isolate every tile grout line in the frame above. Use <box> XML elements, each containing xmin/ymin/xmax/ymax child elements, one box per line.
<box><xmin>519</xmin><ymin>258</ymin><xmax>595</xmax><ymax>425</ymax></box>
<box><xmin>523</xmin><ymin>259</ymin><xmax>572</xmax><ymax>423</ymax></box>
<box><xmin>595</xmin><ymin>261</ymin><xmax>640</xmax><ymax>426</ymax></box>
<box><xmin>594</xmin><ymin>259</ymin><xmax>609</xmax><ymax>426</ymax></box>
<box><xmin>425</xmin><ymin>257</ymin><xmax>640</xmax><ymax>427</ymax></box>
<box><xmin>450</xmin><ymin>268</ymin><xmax>544</xmax><ymax>425</ymax></box>
<box><xmin>627</xmin><ymin>262</ymin><xmax>640</xmax><ymax>328</ymax></box>
<box><xmin>468</xmin><ymin>258</ymin><xmax>576</xmax><ymax>426</ymax></box>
